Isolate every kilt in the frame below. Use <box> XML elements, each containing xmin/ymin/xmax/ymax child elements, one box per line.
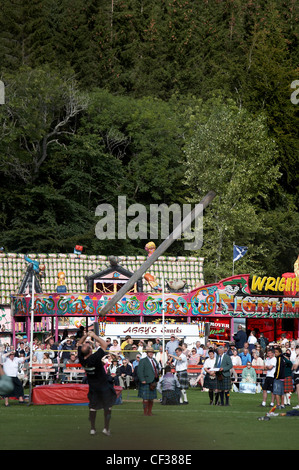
<box><xmin>138</xmin><ymin>382</ymin><xmax>157</xmax><ymax>400</ymax></box>
<box><xmin>284</xmin><ymin>376</ymin><xmax>293</xmax><ymax>393</ymax></box>
<box><xmin>203</xmin><ymin>374</ymin><xmax>217</xmax><ymax>390</ymax></box>
<box><xmin>161</xmin><ymin>389</ymin><xmax>180</xmax><ymax>406</ymax></box>
<box><xmin>215</xmin><ymin>374</ymin><xmax>231</xmax><ymax>391</ymax></box>
<box><xmin>88</xmin><ymin>382</ymin><xmax>116</xmax><ymax>410</ymax></box>
<box><xmin>2</xmin><ymin>376</ymin><xmax>24</xmax><ymax>398</ymax></box>
<box><xmin>176</xmin><ymin>370</ymin><xmax>189</xmax><ymax>390</ymax></box>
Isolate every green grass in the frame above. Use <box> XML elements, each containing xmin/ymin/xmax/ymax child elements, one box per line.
<box><xmin>0</xmin><ymin>389</ymin><xmax>298</xmax><ymax>450</ymax></box>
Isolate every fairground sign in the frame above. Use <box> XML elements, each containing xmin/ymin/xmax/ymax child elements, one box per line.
<box><xmin>12</xmin><ymin>274</ymin><xmax>299</xmax><ymax>319</ymax></box>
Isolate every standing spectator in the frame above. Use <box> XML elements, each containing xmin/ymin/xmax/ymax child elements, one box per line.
<box><xmin>121</xmin><ymin>335</ymin><xmax>131</xmax><ymax>353</ymax></box>
<box><xmin>35</xmin><ymin>342</ymin><xmax>46</xmax><ymax>363</ymax></box>
<box><xmin>137</xmin><ymin>347</ymin><xmax>159</xmax><ymax>416</ymax></box>
<box><xmin>166</xmin><ymin>335</ymin><xmax>181</xmax><ymax>359</ymax></box>
<box><xmin>283</xmin><ymin>350</ymin><xmax>293</xmax><ymax>406</ymax></box>
<box><xmin>248</xmin><ymin>331</ymin><xmax>257</xmax><ymax>354</ymax></box>
<box><xmin>171</xmin><ymin>347</ymin><xmax>189</xmax><ymax>405</ymax></box>
<box><xmin>273</xmin><ymin>347</ymin><xmax>285</xmax><ymax>409</ymax></box>
<box><xmin>203</xmin><ymin>349</ymin><xmax>217</xmax><ymax>405</ymax></box>
<box><xmin>132</xmin><ymin>355</ymin><xmax>141</xmax><ymax>389</ymax></box>
<box><xmin>105</xmin><ymin>338</ymin><xmax>112</xmax><ymax>351</ymax></box>
<box><xmin>230</xmin><ymin>347</ymin><xmax>242</xmax><ymax>384</ymax></box>
<box><xmin>75</xmin><ymin>326</ymin><xmax>85</xmax><ymax>340</ymax></box>
<box><xmin>109</xmin><ymin>339</ymin><xmax>121</xmax><ymax>354</ymax></box>
<box><xmin>155</xmin><ymin>346</ymin><xmax>167</xmax><ymax>370</ymax></box>
<box><xmin>2</xmin><ymin>351</ymin><xmax>25</xmax><ymax>406</ymax></box>
<box><xmin>258</xmin><ymin>333</ymin><xmax>269</xmax><ymax>351</ymax></box>
<box><xmin>59</xmin><ymin>337</ymin><xmax>75</xmax><ymax>383</ymax></box>
<box><xmin>233</xmin><ymin>324</ymin><xmax>247</xmax><ymax>351</ymax></box>
<box><xmin>291</xmin><ymin>351</ymin><xmax>299</xmax><ymax>409</ymax></box>
<box><xmin>182</xmin><ymin>343</ymin><xmax>190</xmax><ymax>358</ymax></box>
<box><xmin>153</xmin><ymin>338</ymin><xmax>161</xmax><ymax>352</ymax></box>
<box><xmin>260</xmin><ymin>349</ymin><xmax>276</xmax><ymax>408</ymax></box>
<box><xmin>289</xmin><ymin>342</ymin><xmax>297</xmax><ymax>364</ymax></box>
<box><xmin>214</xmin><ymin>346</ymin><xmax>233</xmax><ymax>406</ymax></box>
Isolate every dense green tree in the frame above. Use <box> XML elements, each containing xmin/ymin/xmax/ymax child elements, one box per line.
<box><xmin>184</xmin><ymin>96</ymin><xmax>281</xmax><ymax>282</ymax></box>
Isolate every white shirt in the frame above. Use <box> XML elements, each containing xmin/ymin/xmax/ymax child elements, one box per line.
<box><xmin>231</xmin><ymin>355</ymin><xmax>242</xmax><ymax>366</ymax></box>
<box><xmin>264</xmin><ymin>356</ymin><xmax>276</xmax><ymax>378</ymax></box>
<box><xmin>3</xmin><ymin>356</ymin><xmax>24</xmax><ymax>377</ymax></box>
<box><xmin>248</xmin><ymin>335</ymin><xmax>257</xmax><ymax>345</ymax></box>
<box><xmin>204</xmin><ymin>356</ymin><xmax>216</xmax><ymax>370</ymax></box>
<box><xmin>175</xmin><ymin>353</ymin><xmax>188</xmax><ymax>372</ymax></box>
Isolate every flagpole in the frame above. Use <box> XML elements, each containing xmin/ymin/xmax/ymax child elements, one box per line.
<box><xmin>232</xmin><ymin>242</ymin><xmax>235</xmax><ymax>276</ymax></box>
<box><xmin>29</xmin><ymin>268</ymin><xmax>35</xmax><ymax>405</ymax></box>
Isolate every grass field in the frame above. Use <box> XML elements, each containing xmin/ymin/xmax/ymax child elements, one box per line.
<box><xmin>1</xmin><ymin>389</ymin><xmax>298</xmax><ymax>451</ymax></box>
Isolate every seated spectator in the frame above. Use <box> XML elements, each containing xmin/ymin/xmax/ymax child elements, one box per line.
<box><xmin>231</xmin><ymin>348</ymin><xmax>242</xmax><ymax>366</ymax></box>
<box><xmin>107</xmin><ymin>359</ymin><xmax>120</xmax><ymax>385</ymax></box>
<box><xmin>65</xmin><ymin>353</ymin><xmax>80</xmax><ymax>382</ymax></box>
<box><xmin>157</xmin><ymin>365</ymin><xmax>181</xmax><ymax>405</ymax></box>
<box><xmin>241</xmin><ymin>362</ymin><xmax>257</xmax><ymax>384</ymax></box>
<box><xmin>239</xmin><ymin>348</ymin><xmax>252</xmax><ymax>366</ymax></box>
<box><xmin>41</xmin><ymin>352</ymin><xmax>53</xmax><ymax>384</ymax></box>
<box><xmin>117</xmin><ymin>358</ymin><xmax>133</xmax><ymax>389</ymax></box>
<box><xmin>252</xmin><ymin>351</ymin><xmax>264</xmax><ymax>366</ymax></box>
<box><xmin>188</xmin><ymin>348</ymin><xmax>201</xmax><ymax>365</ymax></box>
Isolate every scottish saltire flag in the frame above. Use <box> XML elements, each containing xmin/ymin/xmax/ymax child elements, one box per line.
<box><xmin>233</xmin><ymin>245</ymin><xmax>248</xmax><ymax>262</ymax></box>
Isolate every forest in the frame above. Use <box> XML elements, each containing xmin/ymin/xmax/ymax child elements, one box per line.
<box><xmin>0</xmin><ymin>0</ymin><xmax>298</xmax><ymax>283</ymax></box>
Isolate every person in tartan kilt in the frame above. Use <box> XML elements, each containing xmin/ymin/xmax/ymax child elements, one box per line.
<box><xmin>214</xmin><ymin>345</ymin><xmax>233</xmax><ymax>406</ymax></box>
<box><xmin>137</xmin><ymin>347</ymin><xmax>159</xmax><ymax>416</ymax></box>
<box><xmin>169</xmin><ymin>347</ymin><xmax>189</xmax><ymax>405</ymax></box>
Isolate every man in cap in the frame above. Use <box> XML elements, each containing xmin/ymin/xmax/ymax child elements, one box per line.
<box><xmin>166</xmin><ymin>335</ymin><xmax>181</xmax><ymax>360</ymax></box>
<box><xmin>137</xmin><ymin>347</ymin><xmax>159</xmax><ymax>416</ymax></box>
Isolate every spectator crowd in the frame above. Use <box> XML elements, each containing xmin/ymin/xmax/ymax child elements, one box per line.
<box><xmin>1</xmin><ymin>326</ymin><xmax>299</xmax><ymax>410</ymax></box>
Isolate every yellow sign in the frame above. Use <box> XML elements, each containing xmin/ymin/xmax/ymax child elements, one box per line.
<box><xmin>251</xmin><ymin>275</ymin><xmax>299</xmax><ymax>293</ymax></box>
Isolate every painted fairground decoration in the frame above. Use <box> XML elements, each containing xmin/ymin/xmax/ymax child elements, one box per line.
<box><xmin>11</xmin><ymin>273</ymin><xmax>299</xmax><ymax>319</ymax></box>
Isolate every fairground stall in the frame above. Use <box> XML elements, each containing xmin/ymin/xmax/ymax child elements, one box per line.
<box><xmin>4</xmin><ymin>252</ymin><xmax>299</xmax><ymax>347</ymax></box>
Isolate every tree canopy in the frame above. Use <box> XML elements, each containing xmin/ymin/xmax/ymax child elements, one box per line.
<box><xmin>0</xmin><ymin>0</ymin><xmax>298</xmax><ymax>282</ymax></box>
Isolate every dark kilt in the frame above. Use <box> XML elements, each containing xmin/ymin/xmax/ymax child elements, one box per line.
<box><xmin>88</xmin><ymin>382</ymin><xmax>116</xmax><ymax>410</ymax></box>
<box><xmin>161</xmin><ymin>389</ymin><xmax>180</xmax><ymax>406</ymax></box>
<box><xmin>203</xmin><ymin>374</ymin><xmax>217</xmax><ymax>390</ymax></box>
<box><xmin>2</xmin><ymin>376</ymin><xmax>24</xmax><ymax>398</ymax></box>
<box><xmin>215</xmin><ymin>374</ymin><xmax>231</xmax><ymax>391</ymax></box>
<box><xmin>284</xmin><ymin>376</ymin><xmax>293</xmax><ymax>393</ymax></box>
<box><xmin>177</xmin><ymin>370</ymin><xmax>189</xmax><ymax>390</ymax></box>
<box><xmin>138</xmin><ymin>382</ymin><xmax>157</xmax><ymax>400</ymax></box>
